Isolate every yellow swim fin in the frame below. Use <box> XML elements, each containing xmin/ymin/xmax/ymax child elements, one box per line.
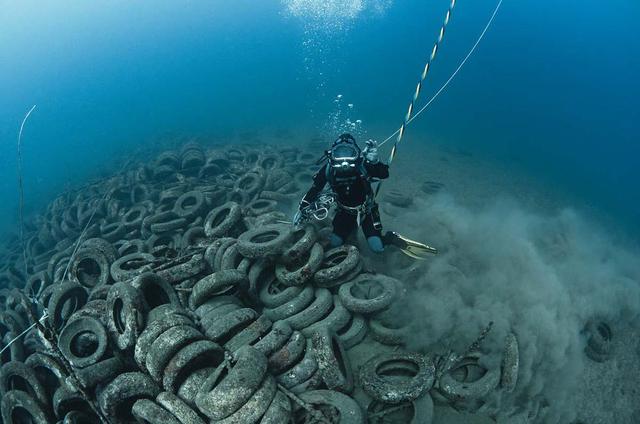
<box><xmin>384</xmin><ymin>231</ymin><xmax>437</xmax><ymax>259</ymax></box>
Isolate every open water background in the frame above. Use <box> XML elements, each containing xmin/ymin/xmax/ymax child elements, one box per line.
<box><xmin>0</xmin><ymin>0</ymin><xmax>638</xmax><ymax>239</ymax></box>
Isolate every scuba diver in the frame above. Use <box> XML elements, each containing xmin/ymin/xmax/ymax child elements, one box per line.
<box><xmin>295</xmin><ymin>133</ymin><xmax>436</xmax><ymax>257</ymax></box>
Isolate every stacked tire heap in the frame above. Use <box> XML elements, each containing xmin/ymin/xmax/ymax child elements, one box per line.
<box><xmin>0</xmin><ymin>142</ymin><xmax>520</xmax><ymax>423</ymax></box>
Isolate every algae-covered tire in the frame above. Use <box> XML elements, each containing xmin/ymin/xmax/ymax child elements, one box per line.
<box><xmin>216</xmin><ymin>375</ymin><xmax>277</xmax><ymax>424</ymax></box>
<box><xmin>117</xmin><ymin>239</ymin><xmax>146</xmax><ymax>256</ymax></box>
<box><xmin>173</xmin><ymin>190</ymin><xmax>206</xmax><ymax>220</ymax></box>
<box><xmin>0</xmin><ymin>361</ymin><xmax>49</xmax><ymax>408</ymax></box>
<box><xmin>150</xmin><ymin>215</ymin><xmax>188</xmax><ymax>234</ymax></box>
<box><xmin>219</xmin><ymin>244</ymin><xmax>252</xmax><ymax>274</ymax></box>
<box><xmin>280</xmin><ymin>225</ymin><xmax>317</xmax><ymax>265</ymax></box>
<box><xmin>251</xmin><ymin>211</ymin><xmax>289</xmax><ymax>228</ymax></box>
<box><xmin>131</xmin><ymin>272</ymin><xmax>180</xmax><ymax>310</ymax></box>
<box><xmin>177</xmin><ymin>367</ymin><xmax>212</xmax><ymax>408</ymax></box>
<box><xmin>228</xmin><ymin>188</ymin><xmax>250</xmax><ymax>206</ymax></box>
<box><xmin>268</xmin><ymin>330</ymin><xmax>306</xmax><ymax>374</ymax></box>
<box><xmin>368</xmin><ymin>313</ymin><xmax>409</xmax><ymax>346</ymax></box>
<box><xmin>110</xmin><ymin>252</ymin><xmax>154</xmax><ymax>282</ymax></box>
<box><xmin>122</xmin><ymin>205</ymin><xmax>147</xmax><ymax>229</ymax></box>
<box><xmin>245</xmin><ymin>199</ymin><xmax>279</xmax><ymax>217</ymax></box>
<box><xmin>163</xmin><ymin>340</ymin><xmax>225</xmax><ymax>393</ymax></box>
<box><xmin>69</xmin><ymin>246</ymin><xmax>112</xmax><ymax>289</ymax></box>
<box><xmin>146</xmin><ymin>304</ymin><xmax>194</xmax><ymax>324</ymax></box>
<box><xmin>58</xmin><ymin>316</ymin><xmax>108</xmax><ymax>368</ymax></box>
<box><xmin>437</xmin><ymin>355</ymin><xmax>500</xmax><ymax>404</ymax></box>
<box><xmin>203</xmin><ymin>308</ymin><xmax>258</xmax><ymax>343</ymax></box>
<box><xmin>328</xmin><ymin>258</ymin><xmax>363</xmax><ymax>287</ymax></box>
<box><xmin>275</xmin><ymin>243</ymin><xmax>324</xmax><ymax>287</ymax></box>
<box><xmin>195</xmin><ymin>346</ymin><xmax>268</xmax><ymax>420</ymax></box>
<box><xmin>204</xmin><ymin>202</ymin><xmax>243</xmax><ymax>238</ymax></box>
<box><xmin>296</xmin><ymin>390</ymin><xmax>364</xmax><ymax>424</ymax></box>
<box><xmin>311</xmin><ymin>326</ymin><xmax>353</xmax><ymax>393</ymax></box>
<box><xmin>246</xmin><ymin>258</ymin><xmax>274</xmax><ymax>301</ymax></box>
<box><xmin>155</xmin><ymin>253</ymin><xmax>206</xmax><ymax>285</ymax></box>
<box><xmin>106</xmin><ymin>281</ymin><xmax>146</xmax><ymax>350</ymax></box>
<box><xmin>62</xmin><ymin>410</ymin><xmax>100</xmax><ymax>423</ymax></box>
<box><xmin>24</xmin><ymin>271</ymin><xmax>51</xmax><ymax>302</ymax></box>
<box><xmin>257</xmin><ymin>154</ymin><xmax>283</xmax><ymax>171</ymax></box>
<box><xmin>264</xmin><ymin>285</ymin><xmax>315</xmax><ymax>321</ymax></box>
<box><xmin>236</xmin><ymin>224</ymin><xmax>293</xmax><ymax>259</ymax></box>
<box><xmin>284</xmin><ymin>288</ymin><xmax>333</xmax><ymax>330</ymax></box>
<box><xmin>224</xmin><ymin>315</ymin><xmax>273</xmax><ymax>353</ymax></box>
<box><xmin>260</xmin><ymin>390</ymin><xmax>292</xmax><ymax>424</ymax></box>
<box><xmin>500</xmin><ymin>332</ymin><xmax>519</xmax><ymax>392</ymax></box>
<box><xmin>1</xmin><ymin>390</ymin><xmax>50</xmax><ymax>424</ymax></box>
<box><xmin>337</xmin><ymin>314</ymin><xmax>368</xmax><ymax>350</ymax></box>
<box><xmin>53</xmin><ymin>381</ymin><xmax>91</xmax><ymax>419</ymax></box>
<box><xmin>146</xmin><ymin>325</ymin><xmax>205</xmax><ymax>382</ymax></box>
<box><xmin>79</xmin><ymin>237</ymin><xmax>118</xmax><ymax>263</ymax></box>
<box><xmin>234</xmin><ymin>172</ymin><xmax>264</xmax><ymax>199</ymax></box>
<box><xmin>99</xmin><ymin>221</ymin><xmax>127</xmax><ymax>243</ymax></box>
<box><xmin>194</xmin><ymin>296</ymin><xmax>241</xmax><ymax>320</ymax></box>
<box><xmin>338</xmin><ymin>273</ymin><xmax>398</xmax><ymax>315</ymax></box>
<box><xmin>132</xmin><ymin>399</ymin><xmax>182</xmax><ymax>424</ymax></box>
<box><xmin>47</xmin><ymin>281</ymin><xmax>88</xmax><ymax>332</ymax></box>
<box><xmin>302</xmin><ymin>295</ymin><xmax>351</xmax><ymax>337</ymax></box>
<box><xmin>313</xmin><ymin>245</ymin><xmax>361</xmax><ymax>287</ymax></box>
<box><xmin>367</xmin><ymin>394</ymin><xmax>434</xmax><ymax>424</ymax></box>
<box><xmin>157</xmin><ymin>391</ymin><xmax>206</xmax><ymax>424</ymax></box>
<box><xmin>289</xmin><ymin>368</ymin><xmax>324</xmax><ymax>395</ymax></box>
<box><xmin>200</xmin><ymin>303</ymin><xmax>244</xmax><ymax>330</ymax></box>
<box><xmin>189</xmin><ymin>270</ymin><xmax>247</xmax><ymax>309</ymax></box>
<box><xmin>360</xmin><ymin>352</ymin><xmax>435</xmax><ymax>404</ymax></box>
<box><xmin>74</xmin><ymin>356</ymin><xmax>124</xmax><ymax>389</ymax></box>
<box><xmin>25</xmin><ymin>352</ymin><xmax>66</xmax><ymax>389</ymax></box>
<box><xmin>259</xmin><ymin>277</ymin><xmax>305</xmax><ymax>309</ymax></box>
<box><xmin>277</xmin><ymin>340</ymin><xmax>318</xmax><ymax>389</ymax></box>
<box><xmin>98</xmin><ymin>372</ymin><xmax>160</xmax><ymax>421</ymax></box>
<box><xmin>584</xmin><ymin>320</ymin><xmax>613</xmax><ymax>363</ymax></box>
<box><xmin>212</xmin><ymin>239</ymin><xmax>238</xmax><ymax>272</ymax></box>
<box><xmin>253</xmin><ymin>320</ymin><xmax>294</xmax><ymax>357</ymax></box>
<box><xmin>135</xmin><ymin>314</ymin><xmax>196</xmax><ymax>371</ymax></box>
<box><xmin>182</xmin><ymin>225</ymin><xmax>208</xmax><ymax>248</ymax></box>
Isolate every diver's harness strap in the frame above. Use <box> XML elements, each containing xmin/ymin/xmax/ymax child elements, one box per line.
<box><xmin>336</xmin><ymin>197</ymin><xmax>377</xmax><ymax>228</ymax></box>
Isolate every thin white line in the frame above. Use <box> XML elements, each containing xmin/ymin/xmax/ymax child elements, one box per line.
<box><xmin>0</xmin><ymin>313</ymin><xmax>48</xmax><ymax>355</ymax></box>
<box><xmin>379</xmin><ymin>0</ymin><xmax>504</xmax><ymax>147</ymax></box>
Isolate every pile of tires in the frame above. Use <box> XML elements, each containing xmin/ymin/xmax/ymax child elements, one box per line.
<box><xmin>0</xmin><ymin>142</ymin><xmax>518</xmax><ymax>423</ymax></box>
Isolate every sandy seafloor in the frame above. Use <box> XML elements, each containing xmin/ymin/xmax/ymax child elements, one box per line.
<box><xmin>3</xmin><ymin>128</ymin><xmax>639</xmax><ymax>423</ymax></box>
<box><xmin>287</xmin><ymin>131</ymin><xmax>640</xmax><ymax>423</ymax></box>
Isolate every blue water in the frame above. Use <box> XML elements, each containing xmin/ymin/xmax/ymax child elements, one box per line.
<box><xmin>1</xmin><ymin>0</ymin><xmax>639</xmax><ymax>239</ymax></box>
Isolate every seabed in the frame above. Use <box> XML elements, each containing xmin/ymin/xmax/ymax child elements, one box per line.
<box><xmin>0</xmin><ymin>138</ymin><xmax>637</xmax><ymax>423</ymax></box>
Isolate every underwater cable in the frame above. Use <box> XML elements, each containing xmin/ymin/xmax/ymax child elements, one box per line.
<box><xmin>1</xmin><ymin>166</ymin><xmax>111</xmax><ymax>356</ymax></box>
<box><xmin>374</xmin><ymin>0</ymin><xmax>457</xmax><ymax>197</ymax></box>
<box><xmin>17</xmin><ymin>104</ymin><xmax>37</xmax><ymax>279</ymax></box>
<box><xmin>378</xmin><ymin>0</ymin><xmax>504</xmax><ymax>149</ymax></box>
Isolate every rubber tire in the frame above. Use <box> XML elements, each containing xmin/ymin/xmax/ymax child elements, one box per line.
<box><xmin>296</xmin><ymin>390</ymin><xmax>364</xmax><ymax>424</ymax></box>
<box><xmin>311</xmin><ymin>326</ymin><xmax>354</xmax><ymax>393</ymax></box>
<box><xmin>338</xmin><ymin>273</ymin><xmax>398</xmax><ymax>315</ymax></box>
<box><xmin>195</xmin><ymin>346</ymin><xmax>267</xmax><ymax>420</ymax></box>
<box><xmin>360</xmin><ymin>352</ymin><xmax>435</xmax><ymax>404</ymax></box>
<box><xmin>58</xmin><ymin>316</ymin><xmax>108</xmax><ymax>369</ymax></box>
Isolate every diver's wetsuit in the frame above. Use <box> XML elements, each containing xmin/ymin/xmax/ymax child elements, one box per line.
<box><xmin>303</xmin><ymin>161</ymin><xmax>389</xmax><ymax>249</ymax></box>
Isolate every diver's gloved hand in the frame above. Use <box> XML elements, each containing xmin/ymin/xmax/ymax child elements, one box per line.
<box><xmin>364</xmin><ymin>139</ymin><xmax>379</xmax><ymax>163</ymax></box>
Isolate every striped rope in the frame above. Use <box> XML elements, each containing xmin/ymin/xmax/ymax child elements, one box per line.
<box><xmin>375</xmin><ymin>0</ymin><xmax>457</xmax><ymax>197</ymax></box>
<box><xmin>378</xmin><ymin>0</ymin><xmax>503</xmax><ymax>148</ymax></box>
